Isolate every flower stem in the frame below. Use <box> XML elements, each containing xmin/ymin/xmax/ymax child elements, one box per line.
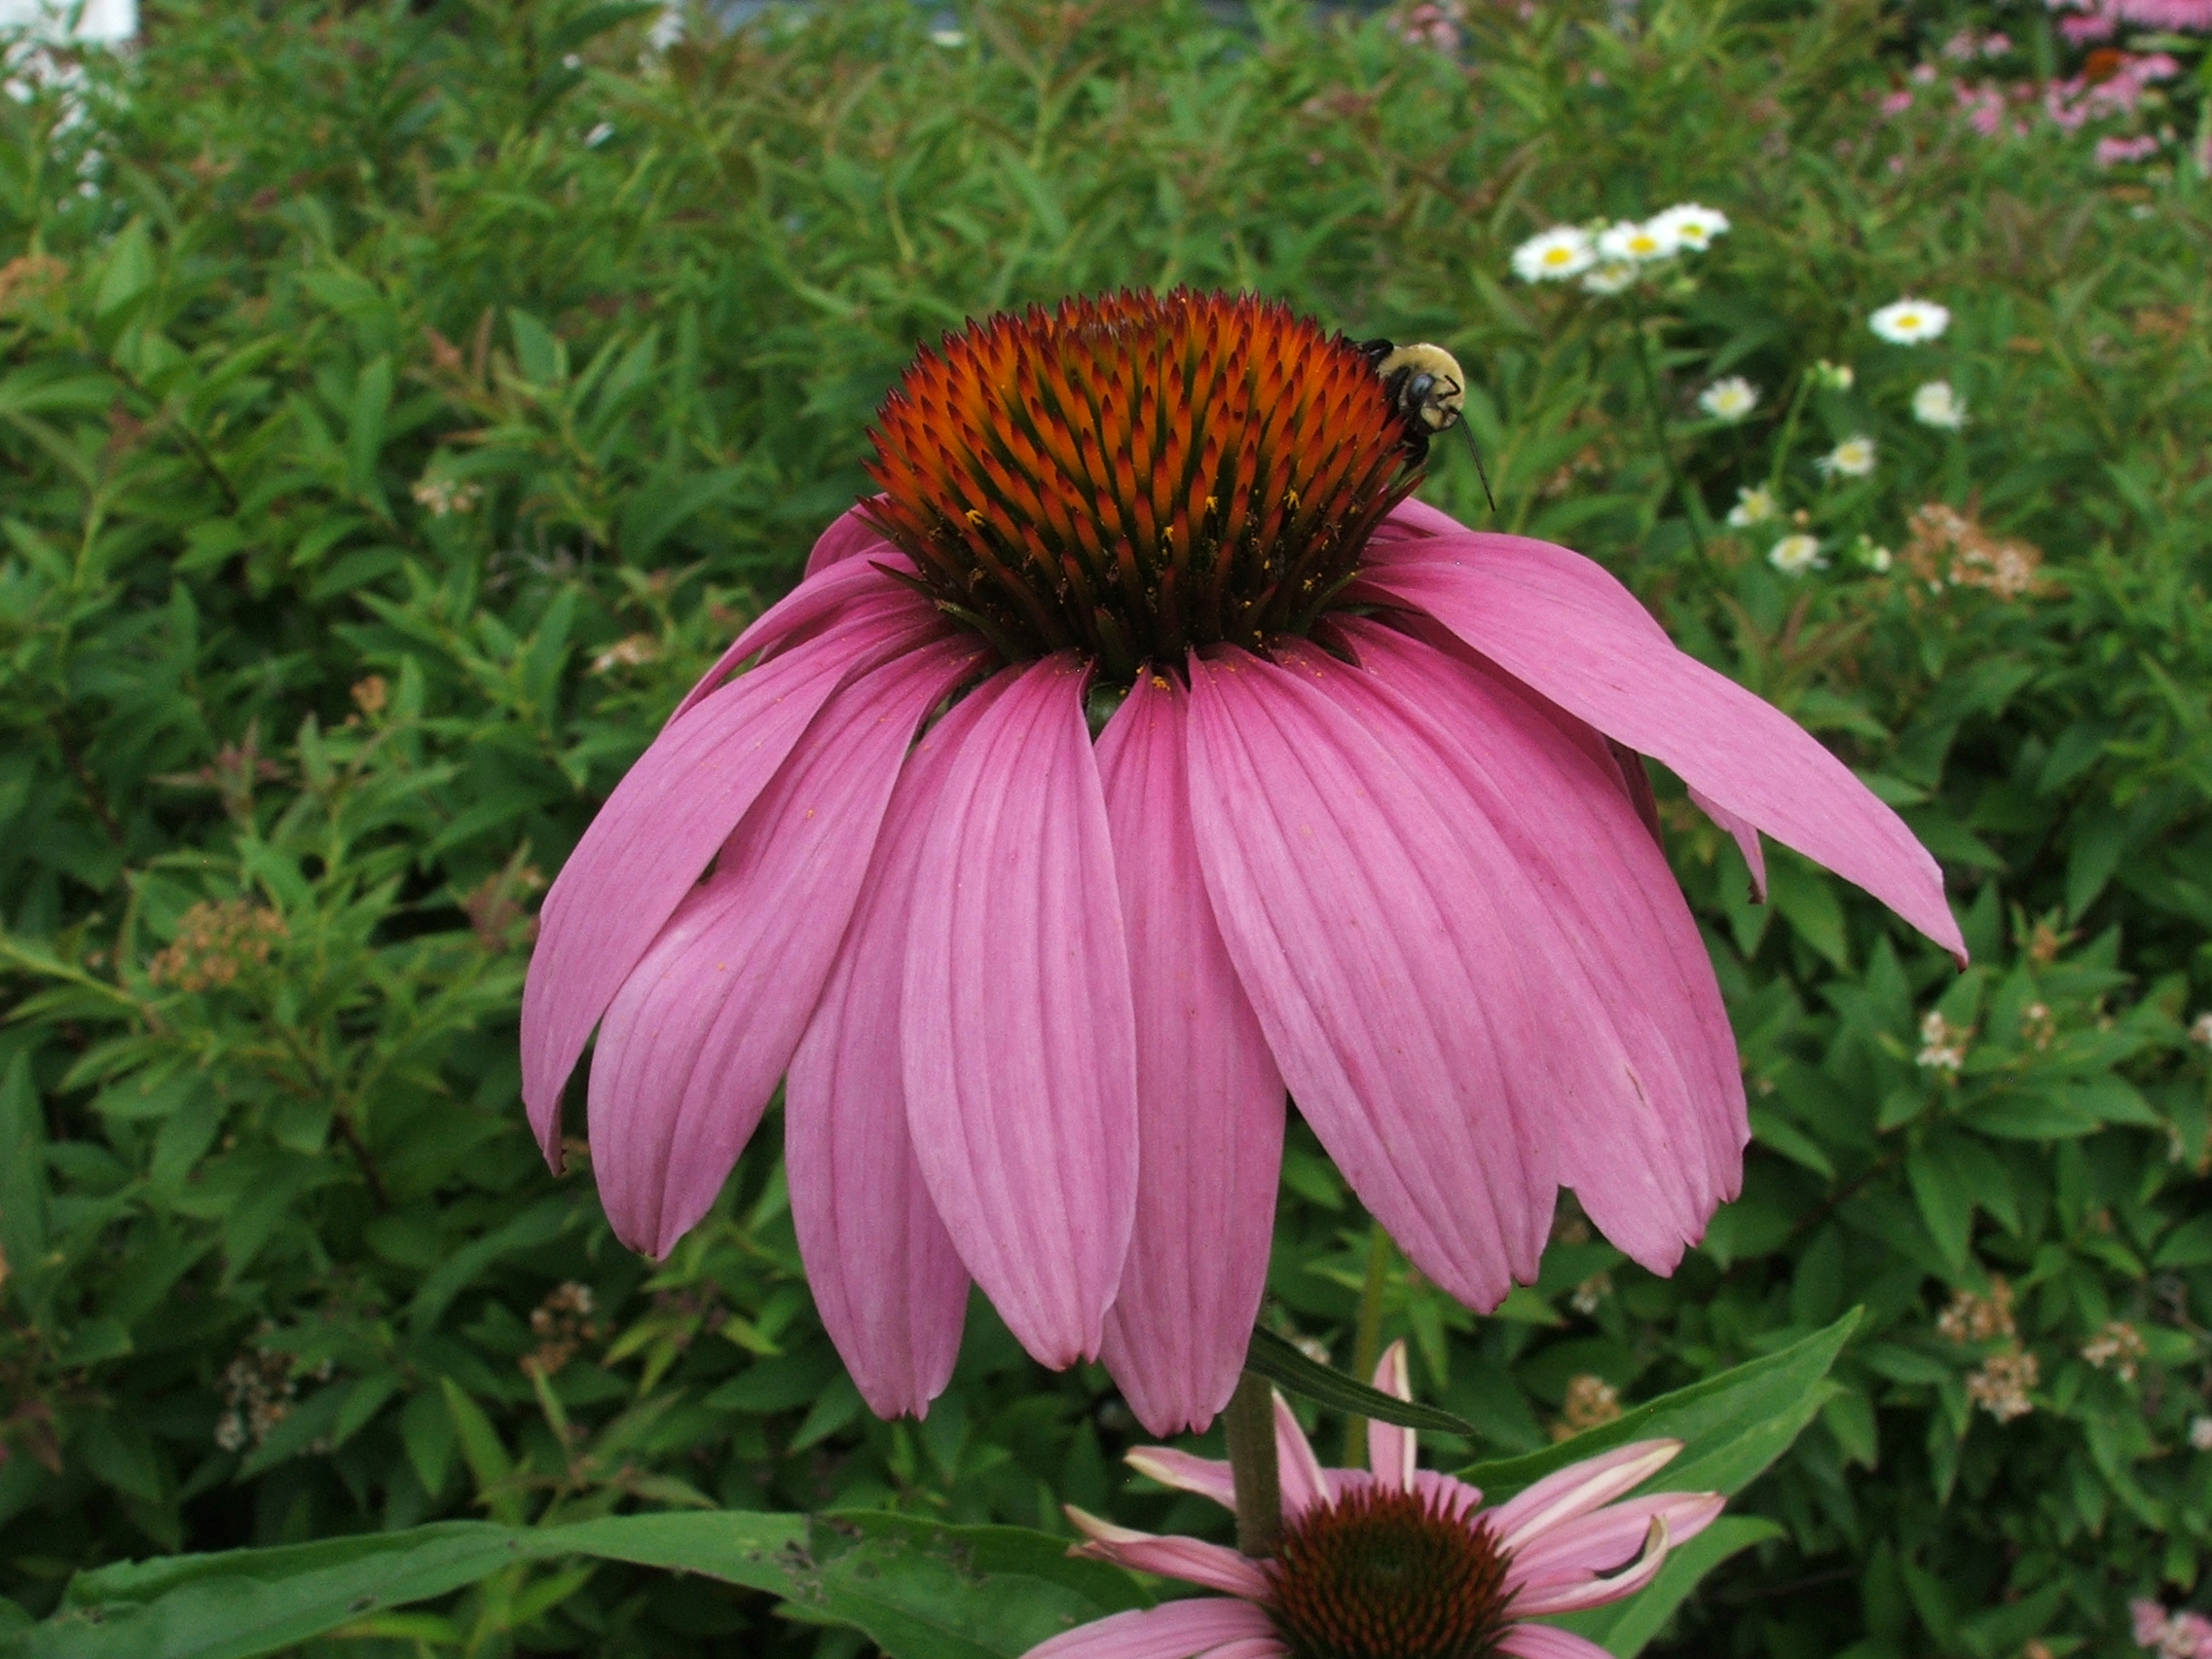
<box><xmin>1627</xmin><ymin>310</ymin><xmax>1710</xmax><ymax>560</ymax></box>
<box><xmin>1342</xmin><ymin>1221</ymin><xmax>1391</xmax><ymax>1467</ymax></box>
<box><xmin>1766</xmin><ymin>373</ymin><xmax>1815</xmax><ymax>499</ymax></box>
<box><xmin>1224</xmin><ymin>1369</ymin><xmax>1282</xmax><ymax>1558</ymax></box>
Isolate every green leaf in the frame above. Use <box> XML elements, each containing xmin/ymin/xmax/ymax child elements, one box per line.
<box><xmin>1460</xmin><ymin>1310</ymin><xmax>1861</xmax><ymax>1500</ymax></box>
<box><xmin>1244</xmin><ymin>1328</ymin><xmax>1478</xmax><ymax>1434</ymax></box>
<box><xmin>30</xmin><ymin>1511</ymin><xmax>1146</xmax><ymax>1659</ymax></box>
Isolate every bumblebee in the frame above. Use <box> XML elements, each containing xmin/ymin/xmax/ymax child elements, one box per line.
<box><xmin>1358</xmin><ymin>338</ymin><xmax>1496</xmax><ymax>512</ymax></box>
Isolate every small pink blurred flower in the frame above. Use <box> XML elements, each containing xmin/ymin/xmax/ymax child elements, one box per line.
<box><xmin>1984</xmin><ymin>31</ymin><xmax>2012</xmax><ymax>54</ymax></box>
<box><xmin>2096</xmin><ymin>132</ymin><xmax>2161</xmax><ymax>164</ymax></box>
<box><xmin>1398</xmin><ymin>0</ymin><xmax>1466</xmax><ymax>51</ymax></box>
<box><xmin>1027</xmin><ymin>1344</ymin><xmax>1724</xmax><ymax>1659</ymax></box>
<box><xmin>1880</xmin><ymin>88</ymin><xmax>1915</xmax><ymax>116</ymax></box>
<box><xmin>1911</xmin><ymin>62</ymin><xmax>1938</xmax><ymax>84</ymax></box>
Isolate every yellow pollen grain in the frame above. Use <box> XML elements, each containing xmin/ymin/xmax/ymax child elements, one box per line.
<box><xmin>966</xmin><ymin>509</ymin><xmax>985</xmax><ymax>527</ymax></box>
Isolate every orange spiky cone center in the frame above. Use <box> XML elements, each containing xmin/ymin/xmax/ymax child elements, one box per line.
<box><xmin>1268</xmin><ymin>1485</ymin><xmax>1514</xmax><ymax>1659</ymax></box>
<box><xmin>864</xmin><ymin>289</ymin><xmax>1417</xmax><ymax>682</ymax></box>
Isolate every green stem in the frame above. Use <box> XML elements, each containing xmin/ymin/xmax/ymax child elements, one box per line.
<box><xmin>1627</xmin><ymin>309</ymin><xmax>1709</xmax><ymax>559</ymax></box>
<box><xmin>1224</xmin><ymin>1370</ymin><xmax>1282</xmax><ymax>1558</ymax></box>
<box><xmin>1342</xmin><ymin>1222</ymin><xmax>1391</xmax><ymax>1467</ymax></box>
<box><xmin>1765</xmin><ymin>371</ymin><xmax>1815</xmax><ymax>501</ymax></box>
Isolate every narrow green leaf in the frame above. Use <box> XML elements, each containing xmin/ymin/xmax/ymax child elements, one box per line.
<box><xmin>1245</xmin><ymin>1328</ymin><xmax>1478</xmax><ymax>1434</ymax></box>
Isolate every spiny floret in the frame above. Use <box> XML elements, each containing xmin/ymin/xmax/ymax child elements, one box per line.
<box><xmin>1268</xmin><ymin>1484</ymin><xmax>1513</xmax><ymax>1659</ymax></box>
<box><xmin>864</xmin><ymin>288</ymin><xmax>1415</xmax><ymax>681</ymax></box>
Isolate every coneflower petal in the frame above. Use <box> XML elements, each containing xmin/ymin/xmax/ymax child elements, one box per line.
<box><xmin>902</xmin><ymin>654</ymin><xmax>1141</xmax><ymax>1369</ymax></box>
<box><xmin>584</xmin><ymin>634</ymin><xmax>984</xmax><ymax>1256</ymax></box>
<box><xmin>1505</xmin><ymin>1492</ymin><xmax>1722</xmax><ymax>1593</ymax></box>
<box><xmin>521</xmin><ymin>593</ymin><xmax>937</xmax><ymax>1158</ymax></box>
<box><xmin>1354</xmin><ymin>527</ymin><xmax>1967</xmax><ymax>964</ymax></box>
<box><xmin>1488</xmin><ymin>1440</ymin><xmax>1680</xmax><ymax>1553</ymax></box>
<box><xmin>785</xmin><ymin>678</ymin><xmax>1014</xmax><ymax>1420</ymax></box>
<box><xmin>1022</xmin><ymin>1600</ymin><xmax>1282</xmax><ymax>1659</ymax></box>
<box><xmin>1096</xmin><ymin>671</ymin><xmax>1286</xmax><ymax>1437</ymax></box>
<box><xmin>804</xmin><ymin>497</ymin><xmax>897</xmax><ymax>577</ymax></box>
<box><xmin>1331</xmin><ymin>620</ymin><xmax>1745</xmax><ymax>1269</ymax></box>
<box><xmin>1495</xmin><ymin>1622</ymin><xmax>1614</xmax><ymax>1659</ymax></box>
<box><xmin>1184</xmin><ymin>646</ymin><xmax>1553</xmax><ymax>1314</ymax></box>
<box><xmin>670</xmin><ymin>542</ymin><xmax>924</xmax><ymax>726</ymax></box>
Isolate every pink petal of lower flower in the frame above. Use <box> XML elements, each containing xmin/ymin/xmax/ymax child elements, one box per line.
<box><xmin>1330</xmin><ymin>622</ymin><xmax>1744</xmax><ymax>1268</ymax></box>
<box><xmin>1273</xmin><ymin>1391</ymin><xmax>1334</xmax><ymax>1521</ymax></box>
<box><xmin>1506</xmin><ymin>1492</ymin><xmax>1722</xmax><ymax>1592</ymax></box>
<box><xmin>1689</xmin><ymin>784</ymin><xmax>1768</xmax><ymax>899</ymax></box>
<box><xmin>1355</xmin><ymin>529</ymin><xmax>1966</xmax><ymax>963</ymax></box>
<box><xmin>1124</xmin><ymin>1447</ymin><xmax>1238</xmax><ymax>1512</ymax></box>
<box><xmin>1495</xmin><ymin>1622</ymin><xmax>1617</xmax><ymax>1659</ymax></box>
<box><xmin>1489</xmin><ymin>1441</ymin><xmax>1681</xmax><ymax>1555</ymax></box>
<box><xmin>671</xmin><ymin>549</ymin><xmax>927</xmax><ymax>725</ymax></box>
<box><xmin>522</xmin><ymin>602</ymin><xmax>933</xmax><ymax>1159</ymax></box>
<box><xmin>902</xmin><ymin>654</ymin><xmax>1141</xmax><ymax>1368</ymax></box>
<box><xmin>585</xmin><ymin>637</ymin><xmax>984</xmax><ymax>1255</ymax></box>
<box><xmin>1021</xmin><ymin>1600</ymin><xmax>1280</xmax><ymax>1659</ymax></box>
<box><xmin>1096</xmin><ymin>672</ymin><xmax>1286</xmax><ymax>1436</ymax></box>
<box><xmin>785</xmin><ymin>678</ymin><xmax>1013</xmax><ymax>1419</ymax></box>
<box><xmin>1184</xmin><ymin>646</ymin><xmax>1554</xmax><ymax>1311</ymax></box>
<box><xmin>1368</xmin><ymin>1341</ymin><xmax>1416</xmax><ymax>1492</ymax></box>
<box><xmin>1066</xmin><ymin>1510</ymin><xmax>1274</xmax><ymax>1600</ymax></box>
<box><xmin>1509</xmin><ymin>1516</ymin><xmax>1671</xmax><ymax>1615</ymax></box>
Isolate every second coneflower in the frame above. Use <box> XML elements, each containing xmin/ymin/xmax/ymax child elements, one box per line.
<box><xmin>521</xmin><ymin>289</ymin><xmax>1964</xmax><ymax>1435</ymax></box>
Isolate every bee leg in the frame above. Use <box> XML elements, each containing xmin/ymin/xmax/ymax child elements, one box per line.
<box><xmin>1458</xmin><ymin>421</ymin><xmax>1498</xmax><ymax>516</ymax></box>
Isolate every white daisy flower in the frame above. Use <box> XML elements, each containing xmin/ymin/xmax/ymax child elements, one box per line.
<box><xmin>1510</xmin><ymin>226</ymin><xmax>1598</xmax><ymax>282</ymax></box>
<box><xmin>1727</xmin><ymin>484</ymin><xmax>1780</xmax><ymax>527</ymax></box>
<box><xmin>1698</xmin><ymin>376</ymin><xmax>1760</xmax><ymax>421</ymax></box>
<box><xmin>1769</xmin><ymin>535</ymin><xmax>1825</xmax><ymax>574</ymax></box>
<box><xmin>1869</xmin><ymin>297</ymin><xmax>1951</xmax><ymax>344</ymax></box>
<box><xmin>1580</xmin><ymin>262</ymin><xmax>1638</xmax><ymax>295</ymax></box>
<box><xmin>1648</xmin><ymin>203</ymin><xmax>1731</xmax><ymax>251</ymax></box>
<box><xmin>1817</xmin><ymin>435</ymin><xmax>1878</xmax><ymax>478</ymax></box>
<box><xmin>1912</xmin><ymin>380</ymin><xmax>1967</xmax><ymax>428</ymax></box>
<box><xmin>1596</xmin><ymin>218</ymin><xmax>1681</xmax><ymax>264</ymax></box>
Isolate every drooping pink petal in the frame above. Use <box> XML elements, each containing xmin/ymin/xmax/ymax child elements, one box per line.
<box><xmin>1066</xmin><ymin>1509</ymin><xmax>1275</xmax><ymax>1600</ymax></box>
<box><xmin>1196</xmin><ymin>1641</ymin><xmax>1290</xmax><ymax>1659</ymax></box>
<box><xmin>1509</xmin><ymin>1517</ymin><xmax>1672</xmax><ymax>1615</ymax></box>
<box><xmin>1507</xmin><ymin>1492</ymin><xmax>1722</xmax><ymax>1593</ymax></box>
<box><xmin>521</xmin><ymin>597</ymin><xmax>941</xmax><ymax>1158</ymax></box>
<box><xmin>1495</xmin><ymin>1622</ymin><xmax>1617</xmax><ymax>1659</ymax></box>
<box><xmin>1487</xmin><ymin>1441</ymin><xmax>1681</xmax><ymax>1554</ymax></box>
<box><xmin>1368</xmin><ymin>1341</ymin><xmax>1417</xmax><ymax>1492</ymax></box>
<box><xmin>1325</xmin><ymin>622</ymin><xmax>1743</xmax><ymax>1269</ymax></box>
<box><xmin>1184</xmin><ymin>646</ymin><xmax>1554</xmax><ymax>1311</ymax></box>
<box><xmin>671</xmin><ymin>548</ymin><xmax>927</xmax><ymax>725</ymax></box>
<box><xmin>1353</xmin><ymin>527</ymin><xmax>1966</xmax><ymax>963</ymax></box>
<box><xmin>1690</xmin><ymin>784</ymin><xmax>1769</xmax><ymax>899</ymax></box>
<box><xmin>902</xmin><ymin>653</ymin><xmax>1140</xmax><ymax>1369</ymax></box>
<box><xmin>1021</xmin><ymin>1599</ymin><xmax>1281</xmax><ymax>1659</ymax></box>
<box><xmin>1096</xmin><ymin>671</ymin><xmax>1286</xmax><ymax>1436</ymax></box>
<box><xmin>1124</xmin><ymin>1447</ymin><xmax>1237</xmax><ymax>1512</ymax></box>
<box><xmin>785</xmin><ymin>678</ymin><xmax>1014</xmax><ymax>1419</ymax></box>
<box><xmin>585</xmin><ymin>636</ymin><xmax>985</xmax><ymax>1255</ymax></box>
<box><xmin>806</xmin><ymin>497</ymin><xmax>897</xmax><ymax>575</ymax></box>
<box><xmin>1273</xmin><ymin>1391</ymin><xmax>1334</xmax><ymax>1522</ymax></box>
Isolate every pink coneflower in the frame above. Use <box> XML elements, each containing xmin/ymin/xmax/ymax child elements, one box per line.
<box><xmin>1027</xmin><ymin>1343</ymin><xmax>1721</xmax><ymax>1659</ymax></box>
<box><xmin>520</xmin><ymin>289</ymin><xmax>1963</xmax><ymax>1434</ymax></box>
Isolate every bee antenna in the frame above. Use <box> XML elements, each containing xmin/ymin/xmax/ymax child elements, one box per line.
<box><xmin>1458</xmin><ymin>421</ymin><xmax>1498</xmax><ymax>516</ymax></box>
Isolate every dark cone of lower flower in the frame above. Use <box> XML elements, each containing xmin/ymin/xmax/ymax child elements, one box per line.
<box><xmin>864</xmin><ymin>288</ymin><xmax>1417</xmax><ymax>682</ymax></box>
<box><xmin>1268</xmin><ymin>1485</ymin><xmax>1513</xmax><ymax>1659</ymax></box>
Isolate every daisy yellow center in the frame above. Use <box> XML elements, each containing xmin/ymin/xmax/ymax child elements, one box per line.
<box><xmin>1267</xmin><ymin>1485</ymin><xmax>1513</xmax><ymax>1659</ymax></box>
<box><xmin>1542</xmin><ymin>246</ymin><xmax>1573</xmax><ymax>265</ymax></box>
<box><xmin>863</xmin><ymin>289</ymin><xmax>1416</xmax><ymax>682</ymax></box>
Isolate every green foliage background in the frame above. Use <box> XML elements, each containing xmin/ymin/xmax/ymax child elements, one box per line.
<box><xmin>0</xmin><ymin>0</ymin><xmax>2208</xmax><ymax>1653</ymax></box>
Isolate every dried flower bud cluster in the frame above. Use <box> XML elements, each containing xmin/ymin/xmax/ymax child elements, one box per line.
<box><xmin>523</xmin><ymin>1281</ymin><xmax>601</xmax><ymax>1378</ymax></box>
<box><xmin>1936</xmin><ymin>1278</ymin><xmax>2016</xmax><ymax>1344</ymax></box>
<box><xmin>1552</xmin><ymin>1373</ymin><xmax>1624</xmax><ymax>1440</ymax></box>
<box><xmin>1965</xmin><ymin>1348</ymin><xmax>2040</xmax><ymax>1421</ymax></box>
<box><xmin>2082</xmin><ymin>1319</ymin><xmax>2148</xmax><ymax>1382</ymax></box>
<box><xmin>1905</xmin><ymin>502</ymin><xmax>2046</xmax><ymax>599</ymax></box>
<box><xmin>1917</xmin><ymin>1009</ymin><xmax>1971</xmax><ymax>1072</ymax></box>
<box><xmin>147</xmin><ymin>899</ymin><xmax>286</xmax><ymax>992</ymax></box>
